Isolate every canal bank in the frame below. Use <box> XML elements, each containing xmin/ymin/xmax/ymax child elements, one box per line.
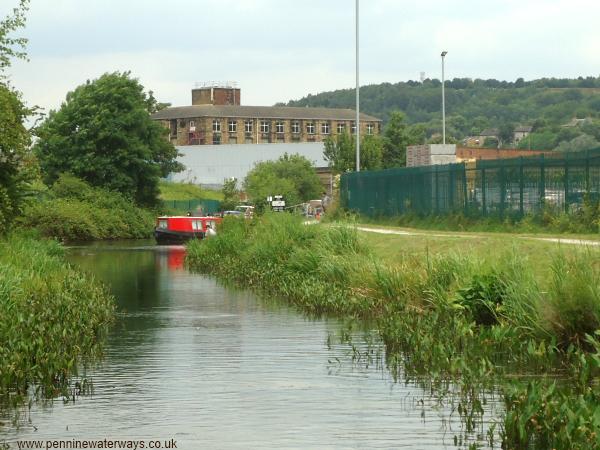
<box><xmin>186</xmin><ymin>214</ymin><xmax>600</xmax><ymax>449</ymax></box>
<box><xmin>2</xmin><ymin>241</ymin><xmax>500</xmax><ymax>449</ymax></box>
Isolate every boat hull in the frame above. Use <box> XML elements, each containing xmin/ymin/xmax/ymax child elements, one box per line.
<box><xmin>154</xmin><ymin>228</ymin><xmax>205</xmax><ymax>245</ymax></box>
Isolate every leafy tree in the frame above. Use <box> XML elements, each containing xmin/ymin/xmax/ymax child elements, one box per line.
<box><xmin>34</xmin><ymin>72</ymin><xmax>182</xmax><ymax>206</ymax></box>
<box><xmin>324</xmin><ymin>133</ymin><xmax>383</xmax><ymax>173</ymax></box>
<box><xmin>381</xmin><ymin>111</ymin><xmax>425</xmax><ymax>168</ymax></box>
<box><xmin>221</xmin><ymin>178</ymin><xmax>240</xmax><ymax>211</ymax></box>
<box><xmin>482</xmin><ymin>137</ymin><xmax>499</xmax><ymax>149</ymax></box>
<box><xmin>243</xmin><ymin>153</ymin><xmax>322</xmax><ymax>209</ymax></box>
<box><xmin>498</xmin><ymin>123</ymin><xmax>515</xmax><ymax>147</ymax></box>
<box><xmin>554</xmin><ymin>134</ymin><xmax>600</xmax><ymax>153</ymax></box>
<box><xmin>0</xmin><ymin>0</ymin><xmax>35</xmax><ymax>234</ymax></box>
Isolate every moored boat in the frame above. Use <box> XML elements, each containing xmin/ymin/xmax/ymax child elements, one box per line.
<box><xmin>154</xmin><ymin>216</ymin><xmax>221</xmax><ymax>245</ymax></box>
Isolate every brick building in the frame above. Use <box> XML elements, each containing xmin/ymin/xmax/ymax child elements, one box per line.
<box><xmin>151</xmin><ymin>84</ymin><xmax>382</xmax><ymax>146</ymax></box>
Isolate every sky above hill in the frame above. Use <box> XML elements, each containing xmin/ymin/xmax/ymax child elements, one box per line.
<box><xmin>4</xmin><ymin>0</ymin><xmax>600</xmax><ymax>116</ymax></box>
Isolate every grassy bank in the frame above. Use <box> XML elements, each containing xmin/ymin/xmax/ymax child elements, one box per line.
<box><xmin>187</xmin><ymin>215</ymin><xmax>600</xmax><ymax>449</ymax></box>
<box><xmin>19</xmin><ymin>175</ymin><xmax>155</xmax><ymax>241</ymax></box>
<box><xmin>159</xmin><ymin>180</ymin><xmax>223</xmax><ymax>201</ymax></box>
<box><xmin>0</xmin><ymin>234</ymin><xmax>115</xmax><ymax>412</ymax></box>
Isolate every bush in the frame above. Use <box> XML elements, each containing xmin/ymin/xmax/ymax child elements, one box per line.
<box><xmin>18</xmin><ymin>174</ymin><xmax>155</xmax><ymax>241</ymax></box>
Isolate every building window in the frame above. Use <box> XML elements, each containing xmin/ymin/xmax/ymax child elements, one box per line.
<box><xmin>244</xmin><ymin>120</ymin><xmax>253</xmax><ymax>133</ymax></box>
<box><xmin>260</xmin><ymin>120</ymin><xmax>270</xmax><ymax>133</ymax></box>
<box><xmin>367</xmin><ymin>123</ymin><xmax>374</xmax><ymax>135</ymax></box>
<box><xmin>212</xmin><ymin>133</ymin><xmax>221</xmax><ymax>145</ymax></box>
<box><xmin>337</xmin><ymin>122</ymin><xmax>346</xmax><ymax>134</ymax></box>
<box><xmin>212</xmin><ymin>120</ymin><xmax>221</xmax><ymax>133</ymax></box>
<box><xmin>321</xmin><ymin>122</ymin><xmax>330</xmax><ymax>135</ymax></box>
<box><xmin>306</xmin><ymin>122</ymin><xmax>315</xmax><ymax>135</ymax></box>
<box><xmin>276</xmin><ymin>121</ymin><xmax>285</xmax><ymax>134</ymax></box>
<box><xmin>292</xmin><ymin>121</ymin><xmax>300</xmax><ymax>134</ymax></box>
<box><xmin>189</xmin><ymin>120</ymin><xmax>195</xmax><ymax>129</ymax></box>
<box><xmin>351</xmin><ymin>122</ymin><xmax>356</xmax><ymax>134</ymax></box>
<box><xmin>228</xmin><ymin>120</ymin><xmax>237</xmax><ymax>133</ymax></box>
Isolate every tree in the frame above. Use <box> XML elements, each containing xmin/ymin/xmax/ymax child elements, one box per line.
<box><xmin>554</xmin><ymin>134</ymin><xmax>600</xmax><ymax>153</ymax></box>
<box><xmin>381</xmin><ymin>112</ymin><xmax>425</xmax><ymax>168</ymax></box>
<box><xmin>34</xmin><ymin>72</ymin><xmax>182</xmax><ymax>206</ymax></box>
<box><xmin>243</xmin><ymin>153</ymin><xmax>322</xmax><ymax>209</ymax></box>
<box><xmin>0</xmin><ymin>0</ymin><xmax>35</xmax><ymax>234</ymax></box>
<box><xmin>324</xmin><ymin>133</ymin><xmax>383</xmax><ymax>173</ymax></box>
<box><xmin>221</xmin><ymin>178</ymin><xmax>239</xmax><ymax>211</ymax></box>
<box><xmin>498</xmin><ymin>123</ymin><xmax>515</xmax><ymax>147</ymax></box>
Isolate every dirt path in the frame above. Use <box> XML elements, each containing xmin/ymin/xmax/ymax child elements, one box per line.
<box><xmin>354</xmin><ymin>225</ymin><xmax>600</xmax><ymax>247</ymax></box>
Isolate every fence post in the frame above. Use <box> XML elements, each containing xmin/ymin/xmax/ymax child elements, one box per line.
<box><xmin>499</xmin><ymin>165</ymin><xmax>506</xmax><ymax>218</ymax></box>
<box><xmin>519</xmin><ymin>157</ymin><xmax>524</xmax><ymax>218</ymax></box>
<box><xmin>585</xmin><ymin>149</ymin><xmax>590</xmax><ymax>193</ymax></box>
<box><xmin>448</xmin><ymin>166</ymin><xmax>455</xmax><ymax>211</ymax></box>
<box><xmin>481</xmin><ymin>167</ymin><xmax>487</xmax><ymax>216</ymax></box>
<box><xmin>564</xmin><ymin>153</ymin><xmax>569</xmax><ymax>213</ymax></box>
<box><xmin>540</xmin><ymin>154</ymin><xmax>545</xmax><ymax>210</ymax></box>
<box><xmin>462</xmin><ymin>163</ymin><xmax>468</xmax><ymax>215</ymax></box>
<box><xmin>434</xmin><ymin>166</ymin><xmax>439</xmax><ymax>214</ymax></box>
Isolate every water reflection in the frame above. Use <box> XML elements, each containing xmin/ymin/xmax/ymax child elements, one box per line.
<box><xmin>1</xmin><ymin>242</ymin><xmax>501</xmax><ymax>449</ymax></box>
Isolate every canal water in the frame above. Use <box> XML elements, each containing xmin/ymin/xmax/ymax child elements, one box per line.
<box><xmin>3</xmin><ymin>243</ymin><xmax>501</xmax><ymax>449</ymax></box>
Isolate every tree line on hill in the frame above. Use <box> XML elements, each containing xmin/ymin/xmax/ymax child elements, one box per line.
<box><xmin>282</xmin><ymin>77</ymin><xmax>600</xmax><ymax>154</ymax></box>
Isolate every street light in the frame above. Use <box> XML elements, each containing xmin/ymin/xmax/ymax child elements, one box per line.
<box><xmin>441</xmin><ymin>51</ymin><xmax>447</xmax><ymax>145</ymax></box>
<box><xmin>356</xmin><ymin>0</ymin><xmax>360</xmax><ymax>172</ymax></box>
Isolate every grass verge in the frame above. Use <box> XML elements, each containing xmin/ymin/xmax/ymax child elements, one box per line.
<box><xmin>187</xmin><ymin>214</ymin><xmax>600</xmax><ymax>449</ymax></box>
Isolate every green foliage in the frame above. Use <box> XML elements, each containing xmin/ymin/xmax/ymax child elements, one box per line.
<box><xmin>0</xmin><ymin>0</ymin><xmax>35</xmax><ymax>235</ymax></box>
<box><xmin>243</xmin><ymin>153</ymin><xmax>323</xmax><ymax>208</ymax></box>
<box><xmin>34</xmin><ymin>72</ymin><xmax>183</xmax><ymax>207</ymax></box>
<box><xmin>220</xmin><ymin>178</ymin><xmax>240</xmax><ymax>211</ymax></box>
<box><xmin>547</xmin><ymin>252</ymin><xmax>600</xmax><ymax>347</ymax></box>
<box><xmin>18</xmin><ymin>174</ymin><xmax>154</xmax><ymax>241</ymax></box>
<box><xmin>456</xmin><ymin>273</ymin><xmax>506</xmax><ymax>326</ymax></box>
<box><xmin>0</xmin><ymin>233</ymin><xmax>114</xmax><ymax>407</ymax></box>
<box><xmin>158</xmin><ymin>180</ymin><xmax>223</xmax><ymax>201</ymax></box>
<box><xmin>554</xmin><ymin>134</ymin><xmax>600</xmax><ymax>152</ymax></box>
<box><xmin>0</xmin><ymin>0</ymin><xmax>29</xmax><ymax>73</ymax></box>
<box><xmin>323</xmin><ymin>133</ymin><xmax>383</xmax><ymax>173</ymax></box>
<box><xmin>285</xmin><ymin>78</ymin><xmax>600</xmax><ymax>147</ymax></box>
<box><xmin>382</xmin><ymin>111</ymin><xmax>425</xmax><ymax>168</ymax></box>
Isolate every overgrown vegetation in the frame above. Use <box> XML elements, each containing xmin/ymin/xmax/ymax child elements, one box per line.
<box><xmin>187</xmin><ymin>215</ymin><xmax>600</xmax><ymax>449</ymax></box>
<box><xmin>18</xmin><ymin>174</ymin><xmax>155</xmax><ymax>241</ymax></box>
<box><xmin>0</xmin><ymin>234</ymin><xmax>115</xmax><ymax>411</ymax></box>
<box><xmin>158</xmin><ymin>180</ymin><xmax>223</xmax><ymax>201</ymax></box>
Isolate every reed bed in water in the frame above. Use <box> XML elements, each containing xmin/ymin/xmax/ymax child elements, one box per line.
<box><xmin>0</xmin><ymin>234</ymin><xmax>115</xmax><ymax>410</ymax></box>
<box><xmin>187</xmin><ymin>214</ymin><xmax>600</xmax><ymax>449</ymax></box>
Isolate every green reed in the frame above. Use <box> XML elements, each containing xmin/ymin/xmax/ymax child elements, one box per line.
<box><xmin>186</xmin><ymin>214</ymin><xmax>600</xmax><ymax>449</ymax></box>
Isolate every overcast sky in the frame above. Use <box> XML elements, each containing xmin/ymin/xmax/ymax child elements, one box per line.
<box><xmin>4</xmin><ymin>0</ymin><xmax>600</xmax><ymax>115</ymax></box>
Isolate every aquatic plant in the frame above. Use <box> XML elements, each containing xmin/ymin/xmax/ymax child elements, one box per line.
<box><xmin>0</xmin><ymin>234</ymin><xmax>115</xmax><ymax>414</ymax></box>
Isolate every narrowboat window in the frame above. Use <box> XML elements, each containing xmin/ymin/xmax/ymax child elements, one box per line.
<box><xmin>192</xmin><ymin>220</ymin><xmax>202</xmax><ymax>230</ymax></box>
<box><xmin>207</xmin><ymin>221</ymin><xmax>216</xmax><ymax>229</ymax></box>
<box><xmin>158</xmin><ymin>219</ymin><xmax>168</xmax><ymax>229</ymax></box>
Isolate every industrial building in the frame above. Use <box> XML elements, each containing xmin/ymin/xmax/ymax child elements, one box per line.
<box><xmin>151</xmin><ymin>83</ymin><xmax>382</xmax><ymax>146</ymax></box>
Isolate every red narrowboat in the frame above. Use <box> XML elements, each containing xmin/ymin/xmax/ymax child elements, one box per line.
<box><xmin>154</xmin><ymin>216</ymin><xmax>221</xmax><ymax>245</ymax></box>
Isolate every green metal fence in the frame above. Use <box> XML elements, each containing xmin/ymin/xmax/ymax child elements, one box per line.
<box><xmin>340</xmin><ymin>148</ymin><xmax>600</xmax><ymax>218</ymax></box>
<box><xmin>161</xmin><ymin>199</ymin><xmax>221</xmax><ymax>215</ymax></box>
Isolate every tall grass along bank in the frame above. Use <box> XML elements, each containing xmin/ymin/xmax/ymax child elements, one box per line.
<box><xmin>187</xmin><ymin>214</ymin><xmax>600</xmax><ymax>449</ymax></box>
<box><xmin>0</xmin><ymin>235</ymin><xmax>115</xmax><ymax>416</ymax></box>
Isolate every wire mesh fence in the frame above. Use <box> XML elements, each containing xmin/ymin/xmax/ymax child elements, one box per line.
<box><xmin>340</xmin><ymin>148</ymin><xmax>600</xmax><ymax>219</ymax></box>
<box><xmin>161</xmin><ymin>199</ymin><xmax>221</xmax><ymax>215</ymax></box>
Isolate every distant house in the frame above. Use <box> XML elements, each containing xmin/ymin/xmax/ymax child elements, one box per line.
<box><xmin>513</xmin><ymin>126</ymin><xmax>533</xmax><ymax>144</ymax></box>
<box><xmin>465</xmin><ymin>128</ymin><xmax>499</xmax><ymax>147</ymax></box>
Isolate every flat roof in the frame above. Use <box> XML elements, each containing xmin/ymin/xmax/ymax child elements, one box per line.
<box><xmin>151</xmin><ymin>104</ymin><xmax>381</xmax><ymax>122</ymax></box>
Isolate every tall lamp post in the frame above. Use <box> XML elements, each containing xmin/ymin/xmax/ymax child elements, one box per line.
<box><xmin>441</xmin><ymin>51</ymin><xmax>447</xmax><ymax>145</ymax></box>
<box><xmin>355</xmin><ymin>0</ymin><xmax>360</xmax><ymax>171</ymax></box>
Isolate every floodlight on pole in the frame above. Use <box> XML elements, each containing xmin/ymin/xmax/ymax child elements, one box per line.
<box><xmin>441</xmin><ymin>51</ymin><xmax>447</xmax><ymax>145</ymax></box>
<box><xmin>355</xmin><ymin>0</ymin><xmax>360</xmax><ymax>172</ymax></box>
